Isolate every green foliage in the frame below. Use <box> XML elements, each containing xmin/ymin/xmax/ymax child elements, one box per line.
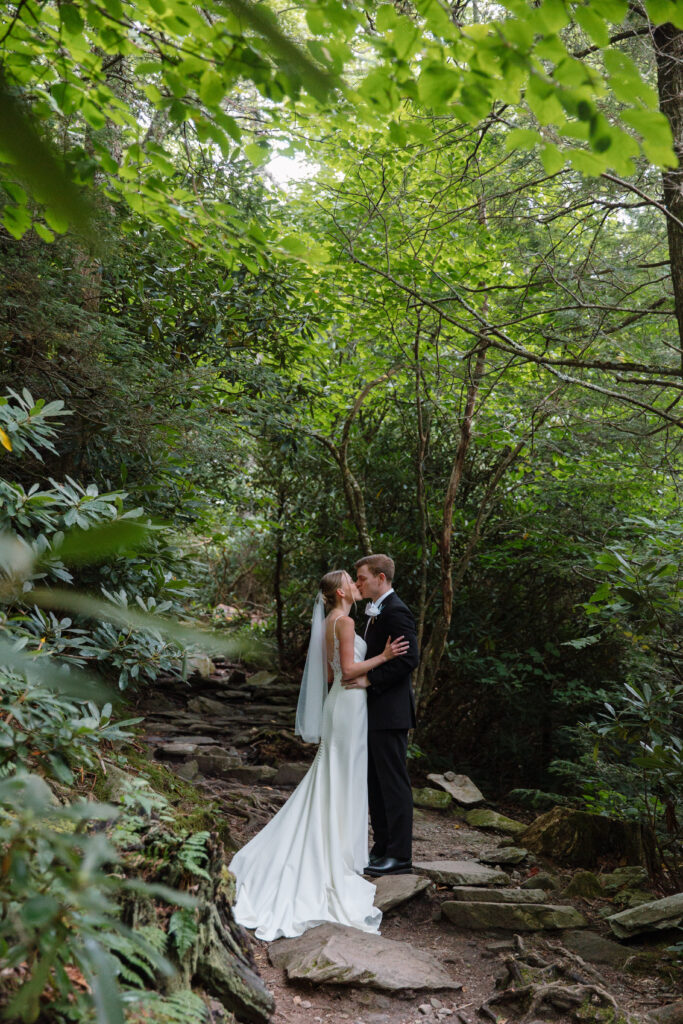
<box><xmin>124</xmin><ymin>989</ymin><xmax>208</xmax><ymax>1024</ymax></box>
<box><xmin>168</xmin><ymin>909</ymin><xmax>199</xmax><ymax>962</ymax></box>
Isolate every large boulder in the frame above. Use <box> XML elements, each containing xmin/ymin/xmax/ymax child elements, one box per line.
<box><xmin>427</xmin><ymin>773</ymin><xmax>484</xmax><ymax>806</ymax></box>
<box><xmin>607</xmin><ymin>892</ymin><xmax>683</xmax><ymax>939</ymax></box>
<box><xmin>268</xmin><ymin>923</ymin><xmax>461</xmax><ymax>992</ymax></box>
<box><xmin>464</xmin><ymin>809</ymin><xmax>527</xmax><ymax>836</ymax></box>
<box><xmin>521</xmin><ymin>806</ymin><xmax>657</xmax><ymax>870</ymax></box>
<box><xmin>414</xmin><ymin>860</ymin><xmax>509</xmax><ymax>887</ymax></box>
<box><xmin>441</xmin><ymin>900</ymin><xmax>587</xmax><ymax>931</ymax></box>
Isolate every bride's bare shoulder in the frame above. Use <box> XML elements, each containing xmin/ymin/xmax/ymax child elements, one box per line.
<box><xmin>332</xmin><ymin>614</ymin><xmax>355</xmax><ymax>632</ymax></box>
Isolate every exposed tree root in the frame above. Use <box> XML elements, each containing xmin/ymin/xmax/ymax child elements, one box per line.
<box><xmin>479</xmin><ymin>934</ymin><xmax>634</xmax><ymax>1023</ymax></box>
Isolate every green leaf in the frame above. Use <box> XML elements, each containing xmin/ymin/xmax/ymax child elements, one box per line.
<box><xmin>34</xmin><ymin>222</ymin><xmax>56</xmax><ymax>243</ymax></box>
<box><xmin>59</xmin><ymin>3</ymin><xmax>85</xmax><ymax>35</ymax></box>
<box><xmin>504</xmin><ymin>127</ymin><xmax>540</xmax><ymax>151</ymax></box>
<box><xmin>0</xmin><ymin>79</ymin><xmax>94</xmax><ymax>239</ymax></box>
<box><xmin>645</xmin><ymin>0</ymin><xmax>683</xmax><ymax>28</ymax></box>
<box><xmin>534</xmin><ymin>0</ymin><xmax>570</xmax><ymax>33</ymax></box>
<box><xmin>199</xmin><ymin>70</ymin><xmax>225</xmax><ymax>107</ymax></box>
<box><xmin>590</xmin><ymin>0</ymin><xmax>627</xmax><ymax>20</ymax></box>
<box><xmin>540</xmin><ymin>143</ymin><xmax>566</xmax><ymax>173</ymax></box>
<box><xmin>48</xmin><ymin>520</ymin><xmax>152</xmax><ymax>565</ymax></box>
<box><xmin>417</xmin><ymin>64</ymin><xmax>461</xmax><ymax>110</ymax></box>
<box><xmin>574</xmin><ymin>5</ymin><xmax>610</xmax><ymax>47</ymax></box>
<box><xmin>2</xmin><ymin>204</ymin><xmax>31</xmax><ymax>239</ymax></box>
<box><xmin>244</xmin><ymin>142</ymin><xmax>269</xmax><ymax>166</ymax></box>
<box><xmin>360</xmin><ymin>67</ymin><xmax>401</xmax><ymax>112</ymax></box>
<box><xmin>568</xmin><ymin>147</ymin><xmax>607</xmax><ymax>176</ymax></box>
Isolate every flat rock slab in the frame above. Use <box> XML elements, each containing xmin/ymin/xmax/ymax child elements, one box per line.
<box><xmin>648</xmin><ymin>1001</ymin><xmax>683</xmax><ymax>1024</ymax></box>
<box><xmin>607</xmin><ymin>892</ymin><xmax>683</xmax><ymax>938</ymax></box>
<box><xmin>427</xmin><ymin>773</ymin><xmax>484</xmax><ymax>806</ymax></box>
<box><xmin>414</xmin><ymin>860</ymin><xmax>509</xmax><ymax>887</ymax></box>
<box><xmin>442</xmin><ymin>900</ymin><xmax>587</xmax><ymax>931</ymax></box>
<box><xmin>247</xmin><ymin>671</ymin><xmax>279</xmax><ymax>687</ymax></box>
<box><xmin>478</xmin><ymin>847</ymin><xmax>528</xmax><ymax>865</ymax></box>
<box><xmin>272</xmin><ymin>762</ymin><xmax>310</xmax><ymax>787</ymax></box>
<box><xmin>561</xmin><ymin>929</ymin><xmax>632</xmax><ymax>968</ymax></box>
<box><xmin>269</xmin><ymin>923</ymin><xmax>462</xmax><ymax>992</ymax></box>
<box><xmin>450</xmin><ymin>887</ymin><xmax>550</xmax><ymax>904</ymax></box>
<box><xmin>464</xmin><ymin>809</ymin><xmax>527</xmax><ymax>836</ymax></box>
<box><xmin>372</xmin><ymin>874</ymin><xmax>432</xmax><ymax>912</ymax></box>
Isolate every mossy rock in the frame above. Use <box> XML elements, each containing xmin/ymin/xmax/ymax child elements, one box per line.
<box><xmin>465</xmin><ymin>808</ymin><xmax>526</xmax><ymax>835</ymax></box>
<box><xmin>412</xmin><ymin>786</ymin><xmax>452</xmax><ymax>810</ymax></box>
<box><xmin>521</xmin><ymin>806</ymin><xmax>657</xmax><ymax>871</ymax></box>
<box><xmin>564</xmin><ymin>870</ymin><xmax>606</xmax><ymax>899</ymax></box>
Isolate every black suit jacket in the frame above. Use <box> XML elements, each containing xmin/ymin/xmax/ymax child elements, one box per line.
<box><xmin>364</xmin><ymin>592</ymin><xmax>419</xmax><ymax>731</ymax></box>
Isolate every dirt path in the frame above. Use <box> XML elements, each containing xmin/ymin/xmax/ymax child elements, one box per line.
<box><xmin>135</xmin><ymin>663</ymin><xmax>682</xmax><ymax>1024</ymax></box>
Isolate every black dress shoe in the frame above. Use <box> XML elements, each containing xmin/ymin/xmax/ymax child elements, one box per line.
<box><xmin>368</xmin><ymin>849</ymin><xmax>386</xmax><ymax>867</ymax></box>
<box><xmin>365</xmin><ymin>856</ymin><xmax>412</xmax><ymax>876</ymax></box>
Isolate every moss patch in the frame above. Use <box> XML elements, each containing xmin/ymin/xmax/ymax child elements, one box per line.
<box><xmin>96</xmin><ymin>747</ymin><xmax>236</xmax><ymax>851</ymax></box>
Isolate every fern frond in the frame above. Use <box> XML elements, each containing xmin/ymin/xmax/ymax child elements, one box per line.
<box><xmin>168</xmin><ymin>908</ymin><xmax>198</xmax><ymax>961</ymax></box>
<box><xmin>177</xmin><ymin>831</ymin><xmax>211</xmax><ymax>881</ymax></box>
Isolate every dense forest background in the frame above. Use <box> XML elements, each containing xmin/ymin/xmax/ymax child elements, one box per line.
<box><xmin>1</xmin><ymin>0</ymin><xmax>682</xmax><ymax>1019</ymax></box>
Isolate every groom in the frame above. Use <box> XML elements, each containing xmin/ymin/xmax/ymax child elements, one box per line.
<box><xmin>344</xmin><ymin>554</ymin><xmax>419</xmax><ymax>876</ymax></box>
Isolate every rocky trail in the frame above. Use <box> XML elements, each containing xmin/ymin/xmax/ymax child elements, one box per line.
<box><xmin>133</xmin><ymin>660</ymin><xmax>683</xmax><ymax>1024</ymax></box>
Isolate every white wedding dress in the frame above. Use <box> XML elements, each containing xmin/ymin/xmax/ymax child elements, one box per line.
<box><xmin>229</xmin><ymin>628</ymin><xmax>381</xmax><ymax>941</ymax></box>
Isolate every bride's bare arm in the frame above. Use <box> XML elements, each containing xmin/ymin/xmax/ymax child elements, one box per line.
<box><xmin>335</xmin><ymin>616</ymin><xmax>409</xmax><ymax>680</ymax></box>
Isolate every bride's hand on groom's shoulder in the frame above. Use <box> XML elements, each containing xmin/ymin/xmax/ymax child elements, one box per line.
<box><xmin>383</xmin><ymin>635</ymin><xmax>410</xmax><ymax>661</ymax></box>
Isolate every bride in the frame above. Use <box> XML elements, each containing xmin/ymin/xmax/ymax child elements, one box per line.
<box><xmin>229</xmin><ymin>569</ymin><xmax>409</xmax><ymax>941</ymax></box>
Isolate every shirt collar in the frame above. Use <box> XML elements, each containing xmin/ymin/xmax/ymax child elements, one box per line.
<box><xmin>375</xmin><ymin>588</ymin><xmax>394</xmax><ymax>610</ymax></box>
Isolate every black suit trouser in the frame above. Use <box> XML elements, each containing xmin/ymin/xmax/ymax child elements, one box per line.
<box><xmin>367</xmin><ymin>728</ymin><xmax>412</xmax><ymax>861</ymax></box>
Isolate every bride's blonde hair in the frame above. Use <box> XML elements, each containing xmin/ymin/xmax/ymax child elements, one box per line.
<box><xmin>320</xmin><ymin>570</ymin><xmax>348</xmax><ymax>614</ymax></box>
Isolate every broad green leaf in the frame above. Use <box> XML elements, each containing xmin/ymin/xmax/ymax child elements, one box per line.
<box><xmin>534</xmin><ymin>0</ymin><xmax>570</xmax><ymax>33</ymax></box>
<box><xmin>590</xmin><ymin>0</ymin><xmax>627</xmax><ymax>20</ymax></box>
<box><xmin>540</xmin><ymin>143</ymin><xmax>566</xmax><ymax>174</ymax></box>
<box><xmin>2</xmin><ymin>204</ymin><xmax>31</xmax><ymax>239</ymax></box>
<box><xmin>199</xmin><ymin>70</ymin><xmax>224</xmax><ymax>106</ymax></box>
<box><xmin>568</xmin><ymin>147</ymin><xmax>607</xmax><ymax>176</ymax></box>
<box><xmin>645</xmin><ymin>0</ymin><xmax>683</xmax><ymax>28</ymax></box>
<box><xmin>244</xmin><ymin>142</ymin><xmax>269</xmax><ymax>166</ymax></box>
<box><xmin>574</xmin><ymin>6</ymin><xmax>610</xmax><ymax>47</ymax></box>
<box><xmin>504</xmin><ymin>127</ymin><xmax>540</xmax><ymax>151</ymax></box>
<box><xmin>417</xmin><ymin>64</ymin><xmax>461</xmax><ymax>109</ymax></box>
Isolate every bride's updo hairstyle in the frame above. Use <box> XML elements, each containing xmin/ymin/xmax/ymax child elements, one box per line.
<box><xmin>320</xmin><ymin>570</ymin><xmax>348</xmax><ymax>614</ymax></box>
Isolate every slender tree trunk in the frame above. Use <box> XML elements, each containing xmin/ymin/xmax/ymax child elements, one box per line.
<box><xmin>414</xmin><ymin>338</ymin><xmax>488</xmax><ymax>709</ymax></box>
<box><xmin>653</xmin><ymin>20</ymin><xmax>683</xmax><ymax>370</ymax></box>
<box><xmin>414</xmin><ymin>311</ymin><xmax>431</xmax><ymax>647</ymax></box>
<box><xmin>273</xmin><ymin>485</ymin><xmax>286</xmax><ymax>669</ymax></box>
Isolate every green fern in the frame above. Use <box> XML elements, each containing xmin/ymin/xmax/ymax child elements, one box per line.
<box><xmin>168</xmin><ymin>907</ymin><xmax>198</xmax><ymax>961</ymax></box>
<box><xmin>109</xmin><ymin>926</ymin><xmax>170</xmax><ymax>988</ymax></box>
<box><xmin>177</xmin><ymin>831</ymin><xmax>211</xmax><ymax>881</ymax></box>
<box><xmin>124</xmin><ymin>988</ymin><xmax>210</xmax><ymax>1024</ymax></box>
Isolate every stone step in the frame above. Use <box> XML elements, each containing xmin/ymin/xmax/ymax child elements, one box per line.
<box><xmin>269</xmin><ymin>922</ymin><xmax>462</xmax><ymax>992</ymax></box>
<box><xmin>449</xmin><ymin>887</ymin><xmax>550</xmax><ymax>904</ymax></box>
<box><xmin>415</xmin><ymin>860</ymin><xmax>510</xmax><ymax>887</ymax></box>
<box><xmin>441</xmin><ymin>900</ymin><xmax>587</xmax><ymax>931</ymax></box>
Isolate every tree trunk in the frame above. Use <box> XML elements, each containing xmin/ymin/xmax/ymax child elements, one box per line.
<box><xmin>274</xmin><ymin>485</ymin><xmax>286</xmax><ymax>668</ymax></box>
<box><xmin>413</xmin><ymin>339</ymin><xmax>488</xmax><ymax>709</ymax></box>
<box><xmin>414</xmin><ymin>312</ymin><xmax>431</xmax><ymax>648</ymax></box>
<box><xmin>653</xmin><ymin>20</ymin><xmax>683</xmax><ymax>371</ymax></box>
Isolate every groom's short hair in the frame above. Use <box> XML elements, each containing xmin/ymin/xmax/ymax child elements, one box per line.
<box><xmin>354</xmin><ymin>553</ymin><xmax>395</xmax><ymax>582</ymax></box>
